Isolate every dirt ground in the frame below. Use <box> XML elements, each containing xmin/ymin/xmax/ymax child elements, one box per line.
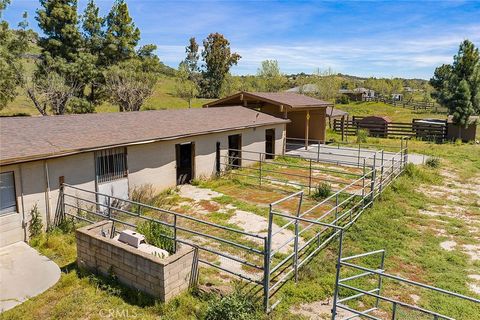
<box><xmin>419</xmin><ymin>169</ymin><xmax>480</xmax><ymax>295</ymax></box>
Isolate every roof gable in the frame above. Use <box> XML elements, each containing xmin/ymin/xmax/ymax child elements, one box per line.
<box><xmin>204</xmin><ymin>91</ymin><xmax>333</xmax><ymax>109</ymax></box>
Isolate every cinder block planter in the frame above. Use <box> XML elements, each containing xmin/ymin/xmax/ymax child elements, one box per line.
<box><xmin>76</xmin><ymin>220</ymin><xmax>196</xmax><ymax>302</ymax></box>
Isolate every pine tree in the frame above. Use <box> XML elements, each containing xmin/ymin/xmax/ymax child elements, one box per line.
<box><xmin>82</xmin><ymin>0</ymin><xmax>103</xmax><ymax>57</ymax></box>
<box><xmin>36</xmin><ymin>0</ymin><xmax>82</xmax><ymax>62</ymax></box>
<box><xmin>430</xmin><ymin>40</ymin><xmax>480</xmax><ymax>125</ymax></box>
<box><xmin>451</xmin><ymin>79</ymin><xmax>474</xmax><ymax>129</ymax></box>
<box><xmin>201</xmin><ymin>33</ymin><xmax>241</xmax><ymax>98</ymax></box>
<box><xmin>104</xmin><ymin>0</ymin><xmax>140</xmax><ymax>65</ymax></box>
<box><xmin>185</xmin><ymin>37</ymin><xmax>199</xmax><ymax>75</ymax></box>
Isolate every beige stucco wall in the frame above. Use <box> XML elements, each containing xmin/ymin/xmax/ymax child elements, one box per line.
<box><xmin>1</xmin><ymin>124</ymin><xmax>285</xmax><ymax>246</ymax></box>
<box><xmin>0</xmin><ymin>152</ymin><xmax>96</xmax><ymax>246</ymax></box>
<box><xmin>128</xmin><ymin>123</ymin><xmax>285</xmax><ymax>191</ymax></box>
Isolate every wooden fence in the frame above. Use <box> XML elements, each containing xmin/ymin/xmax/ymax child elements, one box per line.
<box><xmin>333</xmin><ymin>116</ymin><xmax>447</xmax><ymax>141</ymax></box>
<box><xmin>373</xmin><ymin>97</ymin><xmax>438</xmax><ymax>111</ymax></box>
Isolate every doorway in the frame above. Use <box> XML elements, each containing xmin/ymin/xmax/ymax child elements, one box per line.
<box><xmin>176</xmin><ymin>142</ymin><xmax>194</xmax><ymax>185</ymax></box>
<box><xmin>265</xmin><ymin>129</ymin><xmax>275</xmax><ymax>159</ymax></box>
<box><xmin>228</xmin><ymin>134</ymin><xmax>242</xmax><ymax>168</ymax></box>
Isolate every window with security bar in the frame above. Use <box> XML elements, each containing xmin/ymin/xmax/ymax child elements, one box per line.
<box><xmin>95</xmin><ymin>148</ymin><xmax>128</xmax><ymax>183</ymax></box>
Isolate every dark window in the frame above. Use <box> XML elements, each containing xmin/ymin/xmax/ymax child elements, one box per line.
<box><xmin>228</xmin><ymin>134</ymin><xmax>242</xmax><ymax>168</ymax></box>
<box><xmin>0</xmin><ymin>172</ymin><xmax>17</xmax><ymax>215</ymax></box>
<box><xmin>95</xmin><ymin>148</ymin><xmax>128</xmax><ymax>183</ymax></box>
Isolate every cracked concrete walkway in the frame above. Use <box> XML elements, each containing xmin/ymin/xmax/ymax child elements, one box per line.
<box><xmin>0</xmin><ymin>242</ymin><xmax>60</xmax><ymax>312</ymax></box>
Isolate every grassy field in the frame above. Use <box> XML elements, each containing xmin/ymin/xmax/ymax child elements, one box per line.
<box><xmin>334</xmin><ymin>101</ymin><xmax>448</xmax><ymax>123</ymax></box>
<box><xmin>0</xmin><ymin>75</ymin><xmax>213</xmax><ymax>117</ymax></box>
<box><xmin>2</xmin><ymin>138</ymin><xmax>479</xmax><ymax>320</ymax></box>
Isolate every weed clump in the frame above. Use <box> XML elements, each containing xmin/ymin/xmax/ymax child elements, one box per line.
<box><xmin>136</xmin><ymin>220</ymin><xmax>175</xmax><ymax>254</ymax></box>
<box><xmin>205</xmin><ymin>290</ymin><xmax>259</xmax><ymax>320</ymax></box>
<box><xmin>313</xmin><ymin>182</ymin><xmax>332</xmax><ymax>200</ymax></box>
<box><xmin>356</xmin><ymin>129</ymin><xmax>369</xmax><ymax>143</ymax></box>
<box><xmin>29</xmin><ymin>204</ymin><xmax>43</xmax><ymax>238</ymax></box>
<box><xmin>425</xmin><ymin>157</ymin><xmax>441</xmax><ymax>168</ymax></box>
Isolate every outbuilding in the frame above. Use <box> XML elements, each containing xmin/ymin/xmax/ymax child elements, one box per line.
<box><xmin>0</xmin><ymin>107</ymin><xmax>288</xmax><ymax>246</ymax></box>
<box><xmin>447</xmin><ymin>115</ymin><xmax>478</xmax><ymax>142</ymax></box>
<box><xmin>203</xmin><ymin>91</ymin><xmax>333</xmax><ymax>143</ymax></box>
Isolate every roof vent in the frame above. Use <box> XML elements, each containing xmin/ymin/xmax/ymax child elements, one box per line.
<box><xmin>118</xmin><ymin>230</ymin><xmax>145</xmax><ymax>248</ymax></box>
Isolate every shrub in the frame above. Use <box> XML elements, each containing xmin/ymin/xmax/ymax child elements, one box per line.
<box><xmin>356</xmin><ymin>129</ymin><xmax>369</xmax><ymax>143</ymax></box>
<box><xmin>136</xmin><ymin>220</ymin><xmax>175</xmax><ymax>254</ymax></box>
<box><xmin>313</xmin><ymin>182</ymin><xmax>332</xmax><ymax>200</ymax></box>
<box><xmin>205</xmin><ymin>291</ymin><xmax>259</xmax><ymax>320</ymax></box>
<box><xmin>425</xmin><ymin>157</ymin><xmax>441</xmax><ymax>168</ymax></box>
<box><xmin>29</xmin><ymin>204</ymin><xmax>43</xmax><ymax>238</ymax></box>
<box><xmin>336</xmin><ymin>94</ymin><xmax>350</xmax><ymax>104</ymax></box>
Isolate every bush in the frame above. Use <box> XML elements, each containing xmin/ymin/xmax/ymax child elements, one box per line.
<box><xmin>205</xmin><ymin>291</ymin><xmax>259</xmax><ymax>320</ymax></box>
<box><xmin>136</xmin><ymin>220</ymin><xmax>175</xmax><ymax>254</ymax></box>
<box><xmin>336</xmin><ymin>94</ymin><xmax>350</xmax><ymax>104</ymax></box>
<box><xmin>29</xmin><ymin>204</ymin><xmax>43</xmax><ymax>238</ymax></box>
<box><xmin>356</xmin><ymin>129</ymin><xmax>369</xmax><ymax>143</ymax></box>
<box><xmin>313</xmin><ymin>182</ymin><xmax>332</xmax><ymax>200</ymax></box>
<box><xmin>425</xmin><ymin>157</ymin><xmax>441</xmax><ymax>168</ymax></box>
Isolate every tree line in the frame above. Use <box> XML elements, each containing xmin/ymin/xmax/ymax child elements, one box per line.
<box><xmin>430</xmin><ymin>40</ymin><xmax>480</xmax><ymax>126</ymax></box>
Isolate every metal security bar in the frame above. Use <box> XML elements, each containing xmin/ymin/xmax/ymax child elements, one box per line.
<box><xmin>332</xmin><ymin>250</ymin><xmax>480</xmax><ymax>320</ymax></box>
<box><xmin>95</xmin><ymin>147</ymin><xmax>128</xmax><ymax>183</ymax></box>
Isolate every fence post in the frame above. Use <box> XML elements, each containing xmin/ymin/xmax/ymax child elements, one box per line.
<box><xmin>308</xmin><ymin>159</ymin><xmax>312</xmax><ymax>195</ymax></box>
<box><xmin>357</xmin><ymin>144</ymin><xmax>361</xmax><ymax>167</ymax></box>
<box><xmin>60</xmin><ymin>184</ymin><xmax>65</xmax><ymax>222</ymax></box>
<box><xmin>317</xmin><ymin>143</ymin><xmax>320</xmax><ymax>162</ymax></box>
<box><xmin>334</xmin><ymin>193</ymin><xmax>339</xmax><ymax>224</ymax></box>
<box><xmin>259</xmin><ymin>153</ymin><xmax>263</xmax><ymax>186</ymax></box>
<box><xmin>376</xmin><ymin>250</ymin><xmax>386</xmax><ymax>308</ymax></box>
<box><xmin>263</xmin><ymin>205</ymin><xmax>274</xmax><ymax>312</ymax></box>
<box><xmin>370</xmin><ymin>154</ymin><xmax>376</xmax><ymax>203</ymax></box>
<box><xmin>392</xmin><ymin>302</ymin><xmax>397</xmax><ymax>320</ymax></box>
<box><xmin>331</xmin><ymin>230</ymin><xmax>344</xmax><ymax>320</ymax></box>
<box><xmin>107</xmin><ymin>195</ymin><xmax>111</xmax><ymax>220</ymax></box>
<box><xmin>362</xmin><ymin>159</ymin><xmax>366</xmax><ymax>199</ymax></box>
<box><xmin>173</xmin><ymin>214</ymin><xmax>178</xmax><ymax>253</ymax></box>
<box><xmin>293</xmin><ymin>193</ymin><xmax>303</xmax><ymax>284</ymax></box>
<box><xmin>379</xmin><ymin>151</ymin><xmax>385</xmax><ymax>195</ymax></box>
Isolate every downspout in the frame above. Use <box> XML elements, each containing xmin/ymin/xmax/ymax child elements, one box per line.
<box><xmin>44</xmin><ymin>160</ymin><xmax>51</xmax><ymax>230</ymax></box>
<box><xmin>19</xmin><ymin>164</ymin><xmax>27</xmax><ymax>241</ymax></box>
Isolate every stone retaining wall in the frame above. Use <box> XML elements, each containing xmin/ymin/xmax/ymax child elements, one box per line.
<box><xmin>76</xmin><ymin>220</ymin><xmax>196</xmax><ymax>302</ymax></box>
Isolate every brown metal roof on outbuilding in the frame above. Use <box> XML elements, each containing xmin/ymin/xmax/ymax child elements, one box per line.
<box><xmin>326</xmin><ymin>107</ymin><xmax>348</xmax><ymax>118</ymax></box>
<box><xmin>0</xmin><ymin>106</ymin><xmax>289</xmax><ymax>165</ymax></box>
<box><xmin>204</xmin><ymin>91</ymin><xmax>333</xmax><ymax>109</ymax></box>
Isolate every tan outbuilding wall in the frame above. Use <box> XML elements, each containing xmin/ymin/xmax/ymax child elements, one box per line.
<box><xmin>286</xmin><ymin>109</ymin><xmax>326</xmax><ymax>142</ymax></box>
<box><xmin>0</xmin><ymin>124</ymin><xmax>285</xmax><ymax>246</ymax></box>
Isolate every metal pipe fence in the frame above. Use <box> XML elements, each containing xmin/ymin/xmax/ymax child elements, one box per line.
<box><xmin>332</xmin><ymin>250</ymin><xmax>480</xmax><ymax>320</ymax></box>
<box><xmin>56</xmin><ymin>183</ymin><xmax>268</xmax><ymax>287</ymax></box>
<box><xmin>54</xmin><ymin>138</ymin><xmax>410</xmax><ymax>314</ymax></box>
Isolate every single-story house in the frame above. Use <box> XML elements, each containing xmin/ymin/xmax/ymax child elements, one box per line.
<box><xmin>339</xmin><ymin>88</ymin><xmax>375</xmax><ymax>101</ymax></box>
<box><xmin>0</xmin><ymin>107</ymin><xmax>288</xmax><ymax>246</ymax></box>
<box><xmin>203</xmin><ymin>91</ymin><xmax>333</xmax><ymax>142</ymax></box>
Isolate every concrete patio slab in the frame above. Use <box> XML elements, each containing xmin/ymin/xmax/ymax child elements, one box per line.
<box><xmin>0</xmin><ymin>242</ymin><xmax>60</xmax><ymax>312</ymax></box>
<box><xmin>286</xmin><ymin>143</ymin><xmax>428</xmax><ymax>167</ymax></box>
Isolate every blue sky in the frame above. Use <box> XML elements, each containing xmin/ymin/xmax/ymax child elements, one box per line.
<box><xmin>4</xmin><ymin>0</ymin><xmax>480</xmax><ymax>79</ymax></box>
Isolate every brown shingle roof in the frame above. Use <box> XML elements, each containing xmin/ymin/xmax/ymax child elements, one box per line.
<box><xmin>0</xmin><ymin>107</ymin><xmax>288</xmax><ymax>165</ymax></box>
<box><xmin>204</xmin><ymin>91</ymin><xmax>333</xmax><ymax>109</ymax></box>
